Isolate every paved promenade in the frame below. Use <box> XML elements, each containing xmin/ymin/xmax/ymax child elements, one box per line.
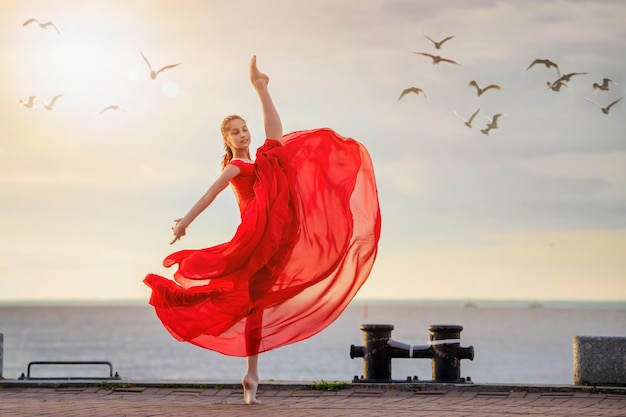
<box><xmin>1</xmin><ymin>381</ymin><xmax>625</xmax><ymax>416</ymax></box>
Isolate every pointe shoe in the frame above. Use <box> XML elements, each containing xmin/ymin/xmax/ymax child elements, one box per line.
<box><xmin>242</xmin><ymin>375</ymin><xmax>261</xmax><ymax>405</ymax></box>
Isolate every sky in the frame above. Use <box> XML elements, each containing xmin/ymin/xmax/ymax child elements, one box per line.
<box><xmin>1</xmin><ymin>0</ymin><xmax>625</xmax><ymax>303</ymax></box>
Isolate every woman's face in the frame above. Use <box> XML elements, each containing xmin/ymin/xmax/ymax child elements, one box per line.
<box><xmin>226</xmin><ymin>118</ymin><xmax>250</xmax><ymax>150</ymax></box>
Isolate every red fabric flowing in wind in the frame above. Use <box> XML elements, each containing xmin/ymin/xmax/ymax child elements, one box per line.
<box><xmin>144</xmin><ymin>128</ymin><xmax>381</xmax><ymax>357</ymax></box>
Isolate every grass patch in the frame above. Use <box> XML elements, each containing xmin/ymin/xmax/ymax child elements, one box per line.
<box><xmin>96</xmin><ymin>381</ymin><xmax>133</xmax><ymax>390</ymax></box>
<box><xmin>310</xmin><ymin>380</ymin><xmax>347</xmax><ymax>391</ymax></box>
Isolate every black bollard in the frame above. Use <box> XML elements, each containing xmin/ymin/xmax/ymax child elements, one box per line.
<box><xmin>428</xmin><ymin>325</ymin><xmax>474</xmax><ymax>382</ymax></box>
<box><xmin>350</xmin><ymin>324</ymin><xmax>395</xmax><ymax>382</ymax></box>
<box><xmin>350</xmin><ymin>324</ymin><xmax>474</xmax><ymax>383</ymax></box>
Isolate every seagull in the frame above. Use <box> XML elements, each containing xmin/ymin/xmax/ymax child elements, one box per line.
<box><xmin>140</xmin><ymin>51</ymin><xmax>181</xmax><ymax>80</ymax></box>
<box><xmin>22</xmin><ymin>18</ymin><xmax>61</xmax><ymax>34</ymax></box>
<box><xmin>546</xmin><ymin>80</ymin><xmax>568</xmax><ymax>92</ymax></box>
<box><xmin>41</xmin><ymin>94</ymin><xmax>64</xmax><ymax>110</ymax></box>
<box><xmin>468</xmin><ymin>80</ymin><xmax>503</xmax><ymax>97</ymax></box>
<box><xmin>397</xmin><ymin>87</ymin><xmax>427</xmax><ymax>101</ymax></box>
<box><xmin>585</xmin><ymin>97</ymin><xmax>623</xmax><ymax>115</ymax></box>
<box><xmin>480</xmin><ymin>114</ymin><xmax>505</xmax><ymax>135</ymax></box>
<box><xmin>99</xmin><ymin>105</ymin><xmax>128</xmax><ymax>114</ymax></box>
<box><xmin>485</xmin><ymin>113</ymin><xmax>504</xmax><ymax>129</ymax></box>
<box><xmin>480</xmin><ymin>126</ymin><xmax>493</xmax><ymax>135</ymax></box>
<box><xmin>453</xmin><ymin>108</ymin><xmax>480</xmax><ymax>128</ymax></box>
<box><xmin>554</xmin><ymin>72</ymin><xmax>587</xmax><ymax>83</ymax></box>
<box><xmin>18</xmin><ymin>95</ymin><xmax>40</xmax><ymax>108</ymax></box>
<box><xmin>424</xmin><ymin>34</ymin><xmax>455</xmax><ymax>50</ymax></box>
<box><xmin>413</xmin><ymin>52</ymin><xmax>460</xmax><ymax>65</ymax></box>
<box><xmin>592</xmin><ymin>78</ymin><xmax>619</xmax><ymax>93</ymax></box>
<box><xmin>526</xmin><ymin>58</ymin><xmax>560</xmax><ymax>76</ymax></box>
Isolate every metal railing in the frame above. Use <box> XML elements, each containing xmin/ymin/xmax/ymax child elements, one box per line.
<box><xmin>19</xmin><ymin>361</ymin><xmax>121</xmax><ymax>380</ymax></box>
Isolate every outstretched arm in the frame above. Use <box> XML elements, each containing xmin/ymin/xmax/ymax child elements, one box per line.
<box><xmin>249</xmin><ymin>55</ymin><xmax>283</xmax><ymax>142</ymax></box>
<box><xmin>170</xmin><ymin>165</ymin><xmax>240</xmax><ymax>244</ymax></box>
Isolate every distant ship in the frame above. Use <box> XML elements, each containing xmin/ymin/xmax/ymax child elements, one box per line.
<box><xmin>528</xmin><ymin>302</ymin><xmax>543</xmax><ymax>309</ymax></box>
<box><xmin>462</xmin><ymin>300</ymin><xmax>478</xmax><ymax>308</ymax></box>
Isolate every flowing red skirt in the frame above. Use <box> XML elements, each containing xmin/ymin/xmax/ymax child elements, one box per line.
<box><xmin>144</xmin><ymin>128</ymin><xmax>381</xmax><ymax>357</ymax></box>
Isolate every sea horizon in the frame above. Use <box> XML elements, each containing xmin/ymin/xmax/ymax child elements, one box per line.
<box><xmin>1</xmin><ymin>298</ymin><xmax>624</xmax><ymax>383</ymax></box>
<box><xmin>1</xmin><ymin>297</ymin><xmax>624</xmax><ymax>309</ymax></box>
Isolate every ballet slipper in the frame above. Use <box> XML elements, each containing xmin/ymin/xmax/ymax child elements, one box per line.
<box><xmin>242</xmin><ymin>374</ymin><xmax>261</xmax><ymax>405</ymax></box>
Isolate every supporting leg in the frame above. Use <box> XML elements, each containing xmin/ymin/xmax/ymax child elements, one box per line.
<box><xmin>242</xmin><ymin>354</ymin><xmax>261</xmax><ymax>405</ymax></box>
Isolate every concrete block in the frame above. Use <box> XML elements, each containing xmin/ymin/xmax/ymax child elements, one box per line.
<box><xmin>573</xmin><ymin>336</ymin><xmax>626</xmax><ymax>386</ymax></box>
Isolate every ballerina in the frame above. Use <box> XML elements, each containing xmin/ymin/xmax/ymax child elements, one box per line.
<box><xmin>592</xmin><ymin>78</ymin><xmax>619</xmax><ymax>93</ymax></box>
<box><xmin>18</xmin><ymin>96</ymin><xmax>40</xmax><ymax>109</ymax></box>
<box><xmin>22</xmin><ymin>18</ymin><xmax>61</xmax><ymax>34</ymax></box>
<box><xmin>397</xmin><ymin>87</ymin><xmax>427</xmax><ymax>101</ymax></box>
<box><xmin>526</xmin><ymin>58</ymin><xmax>560</xmax><ymax>76</ymax></box>
<box><xmin>453</xmin><ymin>108</ymin><xmax>480</xmax><ymax>128</ymax></box>
<box><xmin>143</xmin><ymin>56</ymin><xmax>380</xmax><ymax>406</ymax></box>
<box><xmin>140</xmin><ymin>51</ymin><xmax>181</xmax><ymax>80</ymax></box>
<box><xmin>413</xmin><ymin>52</ymin><xmax>460</xmax><ymax>65</ymax></box>
<box><xmin>585</xmin><ymin>97</ymin><xmax>623</xmax><ymax>115</ymax></box>
<box><xmin>468</xmin><ymin>80</ymin><xmax>503</xmax><ymax>97</ymax></box>
<box><xmin>423</xmin><ymin>34</ymin><xmax>455</xmax><ymax>49</ymax></box>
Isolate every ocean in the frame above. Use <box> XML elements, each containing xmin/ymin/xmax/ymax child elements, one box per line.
<box><xmin>1</xmin><ymin>300</ymin><xmax>624</xmax><ymax>385</ymax></box>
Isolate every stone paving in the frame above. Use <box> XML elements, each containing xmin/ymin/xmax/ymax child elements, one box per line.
<box><xmin>0</xmin><ymin>382</ymin><xmax>625</xmax><ymax>417</ymax></box>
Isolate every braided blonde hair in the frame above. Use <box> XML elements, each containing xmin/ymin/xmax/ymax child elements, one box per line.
<box><xmin>220</xmin><ymin>115</ymin><xmax>251</xmax><ymax>169</ymax></box>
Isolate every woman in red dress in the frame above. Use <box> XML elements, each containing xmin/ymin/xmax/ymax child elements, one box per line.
<box><xmin>144</xmin><ymin>55</ymin><xmax>381</xmax><ymax>404</ymax></box>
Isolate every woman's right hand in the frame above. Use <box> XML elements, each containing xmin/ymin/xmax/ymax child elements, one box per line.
<box><xmin>170</xmin><ymin>218</ymin><xmax>186</xmax><ymax>245</ymax></box>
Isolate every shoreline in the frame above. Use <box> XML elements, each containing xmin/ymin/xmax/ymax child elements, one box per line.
<box><xmin>1</xmin><ymin>378</ymin><xmax>625</xmax><ymax>395</ymax></box>
<box><xmin>1</xmin><ymin>298</ymin><xmax>625</xmax><ymax>309</ymax></box>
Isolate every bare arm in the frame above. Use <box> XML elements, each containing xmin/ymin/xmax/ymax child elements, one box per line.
<box><xmin>249</xmin><ymin>55</ymin><xmax>283</xmax><ymax>142</ymax></box>
<box><xmin>170</xmin><ymin>164</ymin><xmax>240</xmax><ymax>244</ymax></box>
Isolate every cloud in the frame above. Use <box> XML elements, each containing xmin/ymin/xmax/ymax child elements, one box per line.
<box><xmin>524</xmin><ymin>151</ymin><xmax>626</xmax><ymax>201</ymax></box>
<box><xmin>374</xmin><ymin>155</ymin><xmax>424</xmax><ymax>196</ymax></box>
<box><xmin>362</xmin><ymin>228</ymin><xmax>626</xmax><ymax>301</ymax></box>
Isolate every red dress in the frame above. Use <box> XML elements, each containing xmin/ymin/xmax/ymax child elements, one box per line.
<box><xmin>144</xmin><ymin>128</ymin><xmax>381</xmax><ymax>357</ymax></box>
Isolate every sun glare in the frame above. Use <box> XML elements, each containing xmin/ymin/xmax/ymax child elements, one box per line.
<box><xmin>161</xmin><ymin>80</ymin><xmax>180</xmax><ymax>98</ymax></box>
<box><xmin>56</xmin><ymin>39</ymin><xmax>126</xmax><ymax>95</ymax></box>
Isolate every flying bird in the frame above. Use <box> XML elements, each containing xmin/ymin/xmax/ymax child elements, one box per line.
<box><xmin>140</xmin><ymin>51</ymin><xmax>181</xmax><ymax>80</ymax></box>
<box><xmin>453</xmin><ymin>108</ymin><xmax>480</xmax><ymax>128</ymax></box>
<box><xmin>22</xmin><ymin>18</ymin><xmax>60</xmax><ymax>34</ymax></box>
<box><xmin>485</xmin><ymin>113</ymin><xmax>504</xmax><ymax>129</ymax></box>
<box><xmin>481</xmin><ymin>114</ymin><xmax>505</xmax><ymax>136</ymax></box>
<box><xmin>554</xmin><ymin>72</ymin><xmax>587</xmax><ymax>83</ymax></box>
<box><xmin>585</xmin><ymin>97</ymin><xmax>623</xmax><ymax>115</ymax></box>
<box><xmin>480</xmin><ymin>126</ymin><xmax>493</xmax><ymax>136</ymax></box>
<box><xmin>592</xmin><ymin>78</ymin><xmax>619</xmax><ymax>93</ymax></box>
<box><xmin>18</xmin><ymin>95</ymin><xmax>40</xmax><ymax>108</ymax></box>
<box><xmin>468</xmin><ymin>80</ymin><xmax>503</xmax><ymax>96</ymax></box>
<box><xmin>41</xmin><ymin>94</ymin><xmax>64</xmax><ymax>110</ymax></box>
<box><xmin>397</xmin><ymin>87</ymin><xmax>427</xmax><ymax>101</ymax></box>
<box><xmin>413</xmin><ymin>52</ymin><xmax>460</xmax><ymax>65</ymax></box>
<box><xmin>526</xmin><ymin>58</ymin><xmax>560</xmax><ymax>76</ymax></box>
<box><xmin>99</xmin><ymin>105</ymin><xmax>128</xmax><ymax>114</ymax></box>
<box><xmin>546</xmin><ymin>80</ymin><xmax>568</xmax><ymax>92</ymax></box>
<box><xmin>424</xmin><ymin>34</ymin><xmax>455</xmax><ymax>49</ymax></box>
